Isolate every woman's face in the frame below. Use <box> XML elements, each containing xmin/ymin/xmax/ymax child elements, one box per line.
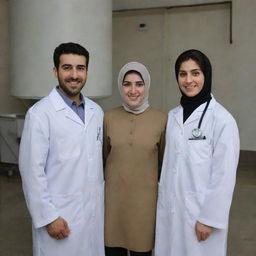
<box><xmin>121</xmin><ymin>73</ymin><xmax>145</xmax><ymax>108</ymax></box>
<box><xmin>178</xmin><ymin>59</ymin><xmax>205</xmax><ymax>97</ymax></box>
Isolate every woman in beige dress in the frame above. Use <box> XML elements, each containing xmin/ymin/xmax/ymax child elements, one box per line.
<box><xmin>104</xmin><ymin>62</ymin><xmax>167</xmax><ymax>256</ymax></box>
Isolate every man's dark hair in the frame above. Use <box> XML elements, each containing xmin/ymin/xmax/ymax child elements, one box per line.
<box><xmin>53</xmin><ymin>42</ymin><xmax>89</xmax><ymax>69</ymax></box>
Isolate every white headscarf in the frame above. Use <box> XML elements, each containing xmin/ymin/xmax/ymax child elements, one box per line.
<box><xmin>118</xmin><ymin>62</ymin><xmax>150</xmax><ymax>115</ymax></box>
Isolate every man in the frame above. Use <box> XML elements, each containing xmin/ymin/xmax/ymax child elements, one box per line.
<box><xmin>19</xmin><ymin>42</ymin><xmax>105</xmax><ymax>256</ymax></box>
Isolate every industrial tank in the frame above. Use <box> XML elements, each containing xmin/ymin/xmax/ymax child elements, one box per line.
<box><xmin>9</xmin><ymin>0</ymin><xmax>112</xmax><ymax>99</ymax></box>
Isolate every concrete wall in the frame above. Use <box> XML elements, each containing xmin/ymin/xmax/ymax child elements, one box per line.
<box><xmin>0</xmin><ymin>0</ymin><xmax>26</xmax><ymax>114</ymax></box>
<box><xmin>113</xmin><ymin>0</ymin><xmax>227</xmax><ymax>10</ymax></box>
<box><xmin>96</xmin><ymin>0</ymin><xmax>256</xmax><ymax>151</ymax></box>
<box><xmin>0</xmin><ymin>0</ymin><xmax>255</xmax><ymax>150</ymax></box>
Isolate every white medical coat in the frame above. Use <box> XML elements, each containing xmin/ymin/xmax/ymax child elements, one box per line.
<box><xmin>155</xmin><ymin>96</ymin><xmax>239</xmax><ymax>256</ymax></box>
<box><xmin>19</xmin><ymin>88</ymin><xmax>105</xmax><ymax>256</ymax></box>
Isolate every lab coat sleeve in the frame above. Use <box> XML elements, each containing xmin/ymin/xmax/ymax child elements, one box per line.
<box><xmin>103</xmin><ymin>116</ymin><xmax>111</xmax><ymax>169</ymax></box>
<box><xmin>158</xmin><ymin>126</ymin><xmax>166</xmax><ymax>180</ymax></box>
<box><xmin>19</xmin><ymin>110</ymin><xmax>59</xmax><ymax>228</ymax></box>
<box><xmin>197</xmin><ymin>117</ymin><xmax>240</xmax><ymax>229</ymax></box>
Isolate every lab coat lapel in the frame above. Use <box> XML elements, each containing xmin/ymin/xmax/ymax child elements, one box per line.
<box><xmin>183</xmin><ymin>103</ymin><xmax>206</xmax><ymax>127</ymax></box>
<box><xmin>84</xmin><ymin>98</ymin><xmax>94</xmax><ymax>131</ymax></box>
<box><xmin>64</xmin><ymin>107</ymin><xmax>84</xmax><ymax>126</ymax></box>
<box><xmin>173</xmin><ymin>106</ymin><xmax>184</xmax><ymax>130</ymax></box>
<box><xmin>48</xmin><ymin>87</ymin><xmax>84</xmax><ymax>127</ymax></box>
<box><xmin>184</xmin><ymin>98</ymin><xmax>216</xmax><ymax>126</ymax></box>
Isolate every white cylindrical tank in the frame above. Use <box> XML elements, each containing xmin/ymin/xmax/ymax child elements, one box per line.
<box><xmin>9</xmin><ymin>0</ymin><xmax>112</xmax><ymax>99</ymax></box>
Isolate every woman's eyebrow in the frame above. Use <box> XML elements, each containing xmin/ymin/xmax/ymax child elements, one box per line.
<box><xmin>179</xmin><ymin>68</ymin><xmax>200</xmax><ymax>72</ymax></box>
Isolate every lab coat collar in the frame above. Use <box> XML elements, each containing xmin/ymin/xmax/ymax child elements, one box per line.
<box><xmin>173</xmin><ymin>94</ymin><xmax>216</xmax><ymax>127</ymax></box>
<box><xmin>83</xmin><ymin>97</ymin><xmax>95</xmax><ymax>130</ymax></box>
<box><xmin>48</xmin><ymin>88</ymin><xmax>95</xmax><ymax>128</ymax></box>
<box><xmin>173</xmin><ymin>106</ymin><xmax>183</xmax><ymax>130</ymax></box>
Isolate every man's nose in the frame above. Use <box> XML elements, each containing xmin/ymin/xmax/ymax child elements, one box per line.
<box><xmin>70</xmin><ymin>68</ymin><xmax>78</xmax><ymax>78</ymax></box>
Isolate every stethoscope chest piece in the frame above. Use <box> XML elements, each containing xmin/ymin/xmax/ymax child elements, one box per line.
<box><xmin>192</xmin><ymin>127</ymin><xmax>202</xmax><ymax>138</ymax></box>
<box><xmin>190</xmin><ymin>99</ymin><xmax>211</xmax><ymax>139</ymax></box>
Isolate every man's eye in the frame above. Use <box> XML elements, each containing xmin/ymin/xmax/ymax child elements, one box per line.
<box><xmin>63</xmin><ymin>66</ymin><xmax>71</xmax><ymax>70</ymax></box>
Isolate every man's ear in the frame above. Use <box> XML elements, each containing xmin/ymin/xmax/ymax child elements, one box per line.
<box><xmin>53</xmin><ymin>67</ymin><xmax>58</xmax><ymax>78</ymax></box>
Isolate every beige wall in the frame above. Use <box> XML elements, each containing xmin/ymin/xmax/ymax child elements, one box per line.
<box><xmin>96</xmin><ymin>0</ymin><xmax>256</xmax><ymax>151</ymax></box>
<box><xmin>0</xmin><ymin>0</ymin><xmax>255</xmax><ymax>150</ymax></box>
<box><xmin>231</xmin><ymin>0</ymin><xmax>256</xmax><ymax>152</ymax></box>
<box><xmin>113</xmin><ymin>0</ymin><xmax>227</xmax><ymax>10</ymax></box>
<box><xmin>0</xmin><ymin>0</ymin><xmax>26</xmax><ymax>114</ymax></box>
<box><xmin>96</xmin><ymin>9</ymin><xmax>166</xmax><ymax>111</ymax></box>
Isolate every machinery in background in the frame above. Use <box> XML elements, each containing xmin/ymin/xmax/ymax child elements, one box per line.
<box><xmin>0</xmin><ymin>114</ymin><xmax>24</xmax><ymax>176</ymax></box>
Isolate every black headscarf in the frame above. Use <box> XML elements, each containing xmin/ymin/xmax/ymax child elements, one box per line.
<box><xmin>175</xmin><ymin>49</ymin><xmax>212</xmax><ymax>122</ymax></box>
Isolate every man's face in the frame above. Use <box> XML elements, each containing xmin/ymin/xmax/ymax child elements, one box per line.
<box><xmin>53</xmin><ymin>54</ymin><xmax>87</xmax><ymax>100</ymax></box>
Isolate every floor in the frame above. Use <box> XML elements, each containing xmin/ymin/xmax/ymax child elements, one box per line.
<box><xmin>0</xmin><ymin>151</ymin><xmax>255</xmax><ymax>256</ymax></box>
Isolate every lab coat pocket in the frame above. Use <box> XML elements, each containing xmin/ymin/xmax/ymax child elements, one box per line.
<box><xmin>156</xmin><ymin>183</ymin><xmax>173</xmax><ymax>252</ymax></box>
<box><xmin>157</xmin><ymin>183</ymin><xmax>174</xmax><ymax>211</ymax></box>
<box><xmin>94</xmin><ymin>182</ymin><xmax>105</xmax><ymax>235</ymax></box>
<box><xmin>94</xmin><ymin>181</ymin><xmax>105</xmax><ymax>219</ymax></box>
<box><xmin>187</xmin><ymin>139</ymin><xmax>212</xmax><ymax>163</ymax></box>
<box><xmin>87</xmin><ymin>141</ymin><xmax>103</xmax><ymax>182</ymax></box>
<box><xmin>184</xmin><ymin>191</ymin><xmax>205</xmax><ymax>227</ymax></box>
<box><xmin>52</xmin><ymin>192</ymin><xmax>84</xmax><ymax>226</ymax></box>
<box><xmin>85</xmin><ymin>181</ymin><xmax>105</xmax><ymax>253</ymax></box>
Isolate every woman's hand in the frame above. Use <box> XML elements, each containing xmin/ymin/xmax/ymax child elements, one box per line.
<box><xmin>195</xmin><ymin>221</ymin><xmax>213</xmax><ymax>242</ymax></box>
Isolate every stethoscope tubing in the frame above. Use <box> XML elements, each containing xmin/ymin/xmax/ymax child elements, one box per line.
<box><xmin>198</xmin><ymin>99</ymin><xmax>211</xmax><ymax>129</ymax></box>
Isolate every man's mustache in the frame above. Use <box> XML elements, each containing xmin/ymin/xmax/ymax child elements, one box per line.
<box><xmin>66</xmin><ymin>78</ymin><xmax>82</xmax><ymax>82</ymax></box>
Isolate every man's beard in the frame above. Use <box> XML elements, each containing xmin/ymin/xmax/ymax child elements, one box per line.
<box><xmin>58</xmin><ymin>77</ymin><xmax>86</xmax><ymax>97</ymax></box>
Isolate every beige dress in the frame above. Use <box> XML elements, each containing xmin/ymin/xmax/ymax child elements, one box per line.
<box><xmin>104</xmin><ymin>106</ymin><xmax>167</xmax><ymax>252</ymax></box>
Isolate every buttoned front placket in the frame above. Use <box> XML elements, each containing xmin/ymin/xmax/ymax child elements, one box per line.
<box><xmin>128</xmin><ymin>114</ymin><xmax>136</xmax><ymax>147</ymax></box>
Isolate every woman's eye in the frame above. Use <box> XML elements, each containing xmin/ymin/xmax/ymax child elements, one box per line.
<box><xmin>192</xmin><ymin>71</ymin><xmax>200</xmax><ymax>76</ymax></box>
<box><xmin>179</xmin><ymin>72</ymin><xmax>186</xmax><ymax>77</ymax></box>
<box><xmin>136</xmin><ymin>82</ymin><xmax>144</xmax><ymax>87</ymax></box>
<box><xmin>122</xmin><ymin>82</ymin><xmax>131</xmax><ymax>87</ymax></box>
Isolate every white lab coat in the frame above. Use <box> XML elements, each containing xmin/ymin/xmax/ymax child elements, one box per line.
<box><xmin>19</xmin><ymin>88</ymin><xmax>105</xmax><ymax>256</ymax></box>
<box><xmin>155</xmin><ymin>96</ymin><xmax>239</xmax><ymax>256</ymax></box>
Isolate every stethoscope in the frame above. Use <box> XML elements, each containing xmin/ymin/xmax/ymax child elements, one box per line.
<box><xmin>191</xmin><ymin>99</ymin><xmax>211</xmax><ymax>138</ymax></box>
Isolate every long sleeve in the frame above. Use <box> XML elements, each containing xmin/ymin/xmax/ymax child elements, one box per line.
<box><xmin>19</xmin><ymin>110</ymin><xmax>59</xmax><ymax>228</ymax></box>
<box><xmin>197</xmin><ymin>116</ymin><xmax>240</xmax><ymax>229</ymax></box>
<box><xmin>103</xmin><ymin>116</ymin><xmax>111</xmax><ymax>169</ymax></box>
<box><xmin>158</xmin><ymin>126</ymin><xmax>166</xmax><ymax>180</ymax></box>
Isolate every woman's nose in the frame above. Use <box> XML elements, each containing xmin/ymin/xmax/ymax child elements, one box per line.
<box><xmin>130</xmin><ymin>84</ymin><xmax>136</xmax><ymax>93</ymax></box>
<box><xmin>185</xmin><ymin>74</ymin><xmax>192</xmax><ymax>83</ymax></box>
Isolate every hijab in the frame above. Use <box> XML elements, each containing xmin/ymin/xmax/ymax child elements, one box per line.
<box><xmin>118</xmin><ymin>62</ymin><xmax>150</xmax><ymax>114</ymax></box>
<box><xmin>175</xmin><ymin>49</ymin><xmax>212</xmax><ymax>122</ymax></box>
